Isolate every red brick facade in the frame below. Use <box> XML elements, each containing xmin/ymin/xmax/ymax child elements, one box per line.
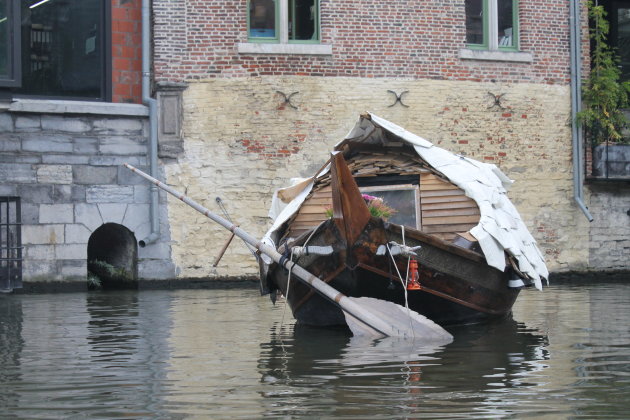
<box><xmin>111</xmin><ymin>0</ymin><xmax>143</xmax><ymax>103</ymax></box>
<box><xmin>153</xmin><ymin>0</ymin><xmax>586</xmax><ymax>85</ymax></box>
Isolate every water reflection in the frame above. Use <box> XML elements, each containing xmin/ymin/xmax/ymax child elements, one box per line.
<box><xmin>0</xmin><ymin>296</ymin><xmax>23</xmax><ymax>412</ymax></box>
<box><xmin>257</xmin><ymin>318</ymin><xmax>549</xmax><ymax>418</ymax></box>
<box><xmin>0</xmin><ymin>283</ymin><xmax>628</xmax><ymax>419</ymax></box>
<box><xmin>86</xmin><ymin>292</ymin><xmax>140</xmax><ymax>359</ymax></box>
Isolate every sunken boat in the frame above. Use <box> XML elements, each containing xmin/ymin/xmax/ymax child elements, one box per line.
<box><xmin>259</xmin><ymin>113</ymin><xmax>548</xmax><ymax>327</ymax></box>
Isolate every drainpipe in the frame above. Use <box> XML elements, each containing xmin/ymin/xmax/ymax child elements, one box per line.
<box><xmin>569</xmin><ymin>0</ymin><xmax>594</xmax><ymax>222</ymax></box>
<box><xmin>139</xmin><ymin>0</ymin><xmax>161</xmax><ymax>247</ymax></box>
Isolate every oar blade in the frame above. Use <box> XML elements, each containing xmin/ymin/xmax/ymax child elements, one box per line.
<box><xmin>345</xmin><ymin>297</ymin><xmax>453</xmax><ymax>343</ymax></box>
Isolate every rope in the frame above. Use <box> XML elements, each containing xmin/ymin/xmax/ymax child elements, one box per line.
<box><xmin>279</xmin><ymin>221</ymin><xmax>324</xmax><ymax>329</ymax></box>
<box><xmin>280</xmin><ymin>248</ymin><xmax>295</xmax><ymax>329</ymax></box>
<box><xmin>386</xmin><ymin>226</ymin><xmax>416</xmax><ymax>339</ymax></box>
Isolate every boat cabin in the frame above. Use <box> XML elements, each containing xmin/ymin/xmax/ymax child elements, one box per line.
<box><xmin>281</xmin><ymin>128</ymin><xmax>481</xmax><ymax>247</ymax></box>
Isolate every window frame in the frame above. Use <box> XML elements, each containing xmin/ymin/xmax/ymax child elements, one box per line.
<box><xmin>247</xmin><ymin>0</ymin><xmax>320</xmax><ymax>44</ymax></box>
<box><xmin>0</xmin><ymin>0</ymin><xmax>21</xmax><ymax>88</ymax></box>
<box><xmin>466</xmin><ymin>0</ymin><xmax>519</xmax><ymax>52</ymax></box>
<box><xmin>359</xmin><ymin>184</ymin><xmax>421</xmax><ymax>230</ymax></box>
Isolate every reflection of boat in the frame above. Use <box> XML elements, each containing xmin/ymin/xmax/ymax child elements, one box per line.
<box><xmin>259</xmin><ymin>113</ymin><xmax>548</xmax><ymax>327</ymax></box>
<box><xmin>258</xmin><ymin>317</ymin><xmax>548</xmax><ymax>398</ymax></box>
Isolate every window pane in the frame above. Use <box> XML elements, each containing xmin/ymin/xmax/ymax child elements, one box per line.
<box><xmin>249</xmin><ymin>0</ymin><xmax>276</xmax><ymax>38</ymax></box>
<box><xmin>289</xmin><ymin>0</ymin><xmax>317</xmax><ymax>41</ymax></box>
<box><xmin>0</xmin><ymin>0</ymin><xmax>9</xmax><ymax>77</ymax></box>
<box><xmin>465</xmin><ymin>0</ymin><xmax>484</xmax><ymax>45</ymax></box>
<box><xmin>361</xmin><ymin>188</ymin><xmax>418</xmax><ymax>229</ymax></box>
<box><xmin>617</xmin><ymin>8</ymin><xmax>630</xmax><ymax>81</ymax></box>
<box><xmin>497</xmin><ymin>0</ymin><xmax>514</xmax><ymax>47</ymax></box>
<box><xmin>19</xmin><ymin>0</ymin><xmax>103</xmax><ymax>98</ymax></box>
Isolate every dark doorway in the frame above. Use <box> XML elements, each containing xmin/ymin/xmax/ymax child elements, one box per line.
<box><xmin>87</xmin><ymin>223</ymin><xmax>138</xmax><ymax>290</ymax></box>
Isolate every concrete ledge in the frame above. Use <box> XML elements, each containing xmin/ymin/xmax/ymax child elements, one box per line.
<box><xmin>238</xmin><ymin>42</ymin><xmax>333</xmax><ymax>55</ymax></box>
<box><xmin>14</xmin><ymin>281</ymin><xmax>88</xmax><ymax>294</ymax></box>
<box><xmin>9</xmin><ymin>99</ymin><xmax>149</xmax><ymax>117</ymax></box>
<box><xmin>549</xmin><ymin>270</ymin><xmax>630</xmax><ymax>284</ymax></box>
<box><xmin>11</xmin><ymin>277</ymin><xmax>258</xmax><ymax>293</ymax></box>
<box><xmin>138</xmin><ymin>277</ymin><xmax>258</xmax><ymax>290</ymax></box>
<box><xmin>459</xmin><ymin>48</ymin><xmax>533</xmax><ymax>63</ymax></box>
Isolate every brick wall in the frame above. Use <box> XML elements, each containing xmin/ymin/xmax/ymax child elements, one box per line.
<box><xmin>112</xmin><ymin>0</ymin><xmax>143</xmax><ymax>104</ymax></box>
<box><xmin>153</xmin><ymin>0</ymin><xmax>585</xmax><ymax>85</ymax></box>
<box><xmin>163</xmin><ymin>77</ymin><xmax>591</xmax><ymax>278</ymax></box>
<box><xmin>151</xmin><ymin>0</ymin><xmax>629</xmax><ymax>277</ymax></box>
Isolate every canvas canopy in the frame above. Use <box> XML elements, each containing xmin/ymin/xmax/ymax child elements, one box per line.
<box><xmin>263</xmin><ymin>113</ymin><xmax>548</xmax><ymax>290</ymax></box>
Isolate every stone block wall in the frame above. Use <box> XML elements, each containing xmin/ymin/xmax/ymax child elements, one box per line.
<box><xmin>0</xmin><ymin>104</ymin><xmax>175</xmax><ymax>285</ymax></box>
<box><xmin>587</xmin><ymin>183</ymin><xmax>630</xmax><ymax>270</ymax></box>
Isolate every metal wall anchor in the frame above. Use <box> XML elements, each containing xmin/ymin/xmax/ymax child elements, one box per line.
<box><xmin>276</xmin><ymin>91</ymin><xmax>299</xmax><ymax>109</ymax></box>
<box><xmin>387</xmin><ymin>90</ymin><xmax>409</xmax><ymax>107</ymax></box>
<box><xmin>487</xmin><ymin>91</ymin><xmax>507</xmax><ymax>110</ymax></box>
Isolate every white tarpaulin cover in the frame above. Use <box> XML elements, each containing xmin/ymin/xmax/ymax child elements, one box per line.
<box><xmin>264</xmin><ymin>113</ymin><xmax>548</xmax><ymax>289</ymax></box>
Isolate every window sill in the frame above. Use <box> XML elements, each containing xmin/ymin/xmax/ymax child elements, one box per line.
<box><xmin>237</xmin><ymin>42</ymin><xmax>333</xmax><ymax>55</ymax></box>
<box><xmin>459</xmin><ymin>48</ymin><xmax>533</xmax><ymax>63</ymax></box>
<box><xmin>8</xmin><ymin>99</ymin><xmax>149</xmax><ymax>117</ymax></box>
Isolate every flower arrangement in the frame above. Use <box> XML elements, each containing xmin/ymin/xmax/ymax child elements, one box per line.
<box><xmin>325</xmin><ymin>194</ymin><xmax>396</xmax><ymax>221</ymax></box>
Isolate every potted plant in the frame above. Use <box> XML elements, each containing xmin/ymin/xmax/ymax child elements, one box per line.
<box><xmin>325</xmin><ymin>194</ymin><xmax>397</xmax><ymax>220</ymax></box>
<box><xmin>578</xmin><ymin>1</ymin><xmax>630</xmax><ymax>178</ymax></box>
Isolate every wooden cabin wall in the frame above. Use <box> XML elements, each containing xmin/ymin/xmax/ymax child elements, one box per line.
<box><xmin>286</xmin><ymin>185</ymin><xmax>333</xmax><ymax>238</ymax></box>
<box><xmin>285</xmin><ymin>172</ymin><xmax>481</xmax><ymax>242</ymax></box>
<box><xmin>419</xmin><ymin>173</ymin><xmax>480</xmax><ymax>241</ymax></box>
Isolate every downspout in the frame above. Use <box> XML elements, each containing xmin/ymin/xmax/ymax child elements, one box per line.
<box><xmin>140</xmin><ymin>0</ymin><xmax>161</xmax><ymax>246</ymax></box>
<box><xmin>569</xmin><ymin>0</ymin><xmax>594</xmax><ymax>222</ymax></box>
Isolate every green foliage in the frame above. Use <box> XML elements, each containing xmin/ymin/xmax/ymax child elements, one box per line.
<box><xmin>88</xmin><ymin>259</ymin><xmax>133</xmax><ymax>288</ymax></box>
<box><xmin>324</xmin><ymin>194</ymin><xmax>397</xmax><ymax>221</ymax></box>
<box><xmin>578</xmin><ymin>1</ymin><xmax>630</xmax><ymax>144</ymax></box>
<box><xmin>87</xmin><ymin>273</ymin><xmax>102</xmax><ymax>290</ymax></box>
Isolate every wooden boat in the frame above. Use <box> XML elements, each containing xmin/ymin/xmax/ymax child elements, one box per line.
<box><xmin>259</xmin><ymin>113</ymin><xmax>548</xmax><ymax>327</ymax></box>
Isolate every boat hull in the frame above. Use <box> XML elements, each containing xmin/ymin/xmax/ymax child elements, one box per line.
<box><xmin>264</xmin><ymin>218</ymin><xmax>520</xmax><ymax>327</ymax></box>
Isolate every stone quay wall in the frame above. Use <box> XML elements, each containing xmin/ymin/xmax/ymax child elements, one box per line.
<box><xmin>0</xmin><ymin>102</ymin><xmax>175</xmax><ymax>285</ymax></box>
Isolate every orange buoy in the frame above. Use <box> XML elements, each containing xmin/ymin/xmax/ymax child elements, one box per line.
<box><xmin>407</xmin><ymin>258</ymin><xmax>422</xmax><ymax>290</ymax></box>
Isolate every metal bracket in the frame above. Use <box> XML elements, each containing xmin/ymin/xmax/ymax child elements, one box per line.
<box><xmin>487</xmin><ymin>91</ymin><xmax>507</xmax><ymax>110</ymax></box>
<box><xmin>387</xmin><ymin>90</ymin><xmax>409</xmax><ymax>107</ymax></box>
<box><xmin>276</xmin><ymin>91</ymin><xmax>299</xmax><ymax>109</ymax></box>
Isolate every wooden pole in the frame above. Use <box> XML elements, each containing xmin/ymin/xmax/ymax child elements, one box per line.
<box><xmin>212</xmin><ymin>231</ymin><xmax>236</xmax><ymax>268</ymax></box>
<box><xmin>125</xmin><ymin>164</ymin><xmax>405</xmax><ymax>335</ymax></box>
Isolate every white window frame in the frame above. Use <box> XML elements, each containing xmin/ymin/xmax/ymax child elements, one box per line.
<box><xmin>460</xmin><ymin>0</ymin><xmax>532</xmax><ymax>63</ymax></box>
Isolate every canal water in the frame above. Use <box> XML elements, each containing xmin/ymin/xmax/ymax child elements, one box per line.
<box><xmin>0</xmin><ymin>280</ymin><xmax>629</xmax><ymax>419</ymax></box>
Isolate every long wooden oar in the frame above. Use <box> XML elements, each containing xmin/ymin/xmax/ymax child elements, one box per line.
<box><xmin>124</xmin><ymin>163</ymin><xmax>452</xmax><ymax>342</ymax></box>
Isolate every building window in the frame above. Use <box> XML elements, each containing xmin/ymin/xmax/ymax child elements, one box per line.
<box><xmin>465</xmin><ymin>0</ymin><xmax>518</xmax><ymax>50</ymax></box>
<box><xmin>0</xmin><ymin>197</ymin><xmax>22</xmax><ymax>292</ymax></box>
<box><xmin>248</xmin><ymin>0</ymin><xmax>320</xmax><ymax>43</ymax></box>
<box><xmin>0</xmin><ymin>0</ymin><xmax>20</xmax><ymax>87</ymax></box>
<box><xmin>0</xmin><ymin>0</ymin><xmax>110</xmax><ymax>100</ymax></box>
<box><xmin>17</xmin><ymin>0</ymin><xmax>109</xmax><ymax>99</ymax></box>
<box><xmin>603</xmin><ymin>1</ymin><xmax>630</xmax><ymax>82</ymax></box>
